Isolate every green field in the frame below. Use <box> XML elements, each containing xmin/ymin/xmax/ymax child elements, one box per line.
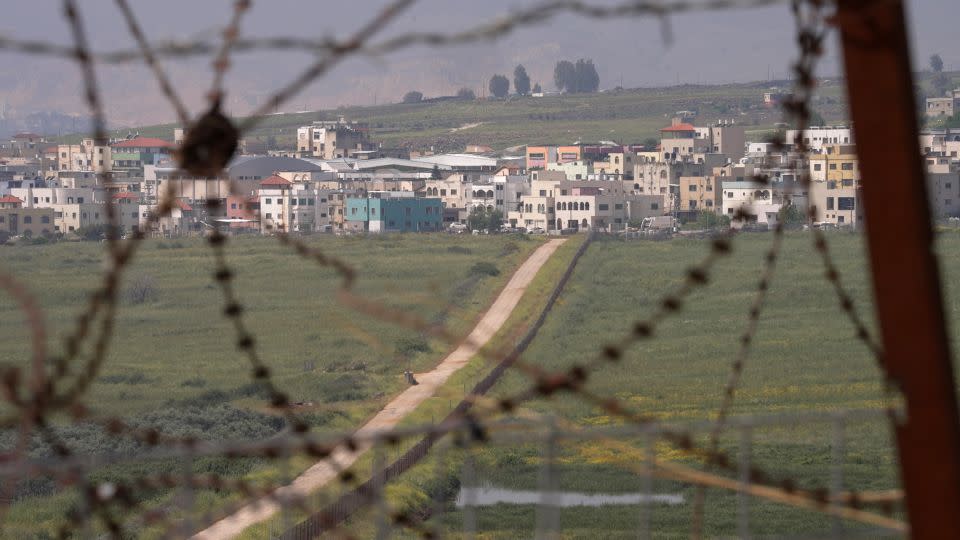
<box><xmin>0</xmin><ymin>233</ymin><xmax>545</xmax><ymax>537</ymax></box>
<box><xmin>4</xmin><ymin>230</ymin><xmax>960</xmax><ymax>537</ymax></box>
<box><xmin>330</xmin><ymin>230</ymin><xmax>960</xmax><ymax>539</ymax></box>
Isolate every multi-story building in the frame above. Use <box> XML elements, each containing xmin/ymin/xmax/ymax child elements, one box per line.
<box><xmin>679</xmin><ymin>175</ymin><xmax>721</xmax><ymax>212</ymax></box>
<box><xmin>808</xmin><ymin>144</ymin><xmax>862</xmax><ymax>226</ymax></box>
<box><xmin>927</xmin><ymin>171</ymin><xmax>960</xmax><ymax>219</ymax></box>
<box><xmin>925</xmin><ymin>90</ymin><xmax>960</xmax><ymax>118</ymax></box>
<box><xmin>53</xmin><ymin>138</ymin><xmax>112</xmax><ymax>173</ymax></box>
<box><xmin>785</xmin><ymin>126</ymin><xmax>854</xmax><ymax>152</ymax></box>
<box><xmin>7</xmin><ymin>186</ymin><xmax>108</xmax><ymax>234</ymax></box>
<box><xmin>110</xmin><ymin>137</ymin><xmax>171</xmax><ymax>175</ymax></box>
<box><xmin>525</xmin><ymin>145</ymin><xmax>557</xmax><ymax>170</ymax></box>
<box><xmin>296</xmin><ymin>119</ymin><xmax>375</xmax><ymax>160</ymax></box>
<box><xmin>0</xmin><ymin>195</ymin><xmax>55</xmax><ymax>238</ymax></box>
<box><xmin>344</xmin><ymin>191</ymin><xmax>442</xmax><ymax>233</ymax></box>
<box><xmin>720</xmin><ymin>181</ymin><xmax>783</xmax><ymax>226</ymax></box>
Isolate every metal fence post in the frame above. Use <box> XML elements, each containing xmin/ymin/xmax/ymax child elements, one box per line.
<box><xmin>737</xmin><ymin>425</ymin><xmax>753</xmax><ymax>540</ymax></box>
<box><xmin>637</xmin><ymin>430</ymin><xmax>655</xmax><ymax>540</ymax></box>
<box><xmin>837</xmin><ymin>1</ymin><xmax>960</xmax><ymax>537</ymax></box>
<box><xmin>535</xmin><ymin>416</ymin><xmax>560</xmax><ymax>540</ymax></box>
<box><xmin>374</xmin><ymin>445</ymin><xmax>390</xmax><ymax>540</ymax></box>
<box><xmin>462</xmin><ymin>447</ymin><xmax>478</xmax><ymax>539</ymax></box>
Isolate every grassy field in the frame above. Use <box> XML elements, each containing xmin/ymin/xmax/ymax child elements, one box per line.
<box><xmin>320</xmin><ymin>229</ymin><xmax>960</xmax><ymax>539</ymax></box>
<box><xmin>0</xmin><ymin>233</ymin><xmax>546</xmax><ymax>537</ymax></box>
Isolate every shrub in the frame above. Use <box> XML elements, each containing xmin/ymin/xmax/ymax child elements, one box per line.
<box><xmin>180</xmin><ymin>377</ymin><xmax>207</xmax><ymax>388</ymax></box>
<box><xmin>100</xmin><ymin>372</ymin><xmax>151</xmax><ymax>385</ymax></box>
<box><xmin>469</xmin><ymin>261</ymin><xmax>500</xmax><ymax>277</ymax></box>
<box><xmin>127</xmin><ymin>275</ymin><xmax>157</xmax><ymax>304</ymax></box>
<box><xmin>396</xmin><ymin>335</ymin><xmax>431</xmax><ymax>357</ymax></box>
<box><xmin>402</xmin><ymin>90</ymin><xmax>423</xmax><ymax>103</ymax></box>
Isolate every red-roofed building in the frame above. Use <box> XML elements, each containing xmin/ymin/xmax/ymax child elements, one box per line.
<box><xmin>660</xmin><ymin>123</ymin><xmax>698</xmax><ymax>134</ymax></box>
<box><xmin>0</xmin><ymin>195</ymin><xmax>23</xmax><ymax>208</ymax></box>
<box><xmin>0</xmin><ymin>195</ymin><xmax>55</xmax><ymax>239</ymax></box>
<box><xmin>111</xmin><ymin>137</ymin><xmax>175</xmax><ymax>174</ymax></box>
<box><xmin>259</xmin><ymin>175</ymin><xmax>292</xmax><ymax>188</ymax></box>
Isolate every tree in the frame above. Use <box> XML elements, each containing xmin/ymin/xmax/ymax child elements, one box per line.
<box><xmin>513</xmin><ymin>65</ymin><xmax>531</xmax><ymax>95</ymax></box>
<box><xmin>554</xmin><ymin>59</ymin><xmax>600</xmax><ymax>93</ymax></box>
<box><xmin>574</xmin><ymin>59</ymin><xmax>600</xmax><ymax>93</ymax></box>
<box><xmin>488</xmin><ymin>75</ymin><xmax>509</xmax><ymax>98</ymax></box>
<box><xmin>486</xmin><ymin>209</ymin><xmax>504</xmax><ymax>233</ymax></box>
<box><xmin>930</xmin><ymin>53</ymin><xmax>944</xmax><ymax>73</ymax></box>
<box><xmin>467</xmin><ymin>206</ymin><xmax>488</xmax><ymax>232</ymax></box>
<box><xmin>430</xmin><ymin>164</ymin><xmax>442</xmax><ymax>180</ymax></box>
<box><xmin>554</xmin><ymin>60</ymin><xmax>575</xmax><ymax>92</ymax></box>
<box><xmin>456</xmin><ymin>87</ymin><xmax>475</xmax><ymax>100</ymax></box>
<box><xmin>402</xmin><ymin>91</ymin><xmax>423</xmax><ymax>103</ymax></box>
<box><xmin>532</xmin><ymin>82</ymin><xmax>542</xmax><ymax>94</ymax></box>
<box><xmin>778</xmin><ymin>204</ymin><xmax>807</xmax><ymax>229</ymax></box>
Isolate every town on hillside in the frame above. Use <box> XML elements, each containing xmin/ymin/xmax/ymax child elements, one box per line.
<box><xmin>3</xmin><ymin>90</ymin><xmax>960</xmax><ymax>242</ymax></box>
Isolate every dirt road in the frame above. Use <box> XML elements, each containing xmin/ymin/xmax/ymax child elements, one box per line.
<box><xmin>193</xmin><ymin>238</ymin><xmax>566</xmax><ymax>539</ymax></box>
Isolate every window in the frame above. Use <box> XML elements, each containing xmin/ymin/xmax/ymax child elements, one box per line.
<box><xmin>826</xmin><ymin>197</ymin><xmax>835</xmax><ymax>210</ymax></box>
<box><xmin>371</xmin><ymin>208</ymin><xmax>377</xmax><ymax>216</ymax></box>
<box><xmin>41</xmin><ymin>216</ymin><xmax>50</xmax><ymax>223</ymax></box>
<box><xmin>614</xmin><ymin>203</ymin><xmax>623</xmax><ymax>210</ymax></box>
<box><xmin>539</xmin><ymin>190</ymin><xmax>547</xmax><ymax>196</ymax></box>
<box><xmin>689</xmin><ymin>201</ymin><xmax>697</xmax><ymax>209</ymax></box>
<box><xmin>266</xmin><ymin>212</ymin><xmax>272</xmax><ymax>219</ymax></box>
<box><xmin>231</xmin><ymin>203</ymin><xmax>237</xmax><ymax>209</ymax></box>
<box><xmin>405</xmin><ymin>207</ymin><xmax>412</xmax><ymax>216</ymax></box>
<box><xmin>451</xmin><ymin>189</ymin><xmax>457</xmax><ymax>195</ymax></box>
<box><xmin>838</xmin><ymin>197</ymin><xmax>855</xmax><ymax>210</ymax></box>
<box><xmin>829</xmin><ymin>163</ymin><xmax>837</xmax><ymax>170</ymax></box>
<box><xmin>705</xmin><ymin>200</ymin><xmax>713</xmax><ymax>207</ymax></box>
<box><xmin>299</xmin><ymin>198</ymin><xmax>307</xmax><ymax>205</ymax></box>
<box><xmin>842</xmin><ymin>179</ymin><xmax>854</xmax><ymax>187</ymax></box>
<box><xmin>24</xmin><ymin>216</ymin><xmax>32</xmax><ymax>224</ymax></box>
<box><xmin>350</xmin><ymin>208</ymin><xmax>357</xmax><ymax>215</ymax></box>
<box><xmin>651</xmin><ymin>203</ymin><xmax>659</xmax><ymax>210</ymax></box>
<box><xmin>265</xmin><ymin>198</ymin><xmax>272</xmax><ymax>204</ymax></box>
<box><xmin>78</xmin><ymin>197</ymin><xmax>84</xmax><ymax>203</ymax></box>
<box><xmin>841</xmin><ymin>163</ymin><xmax>854</xmax><ymax>170</ymax></box>
<box><xmin>308</xmin><ymin>199</ymin><xmax>315</xmax><ymax>206</ymax></box>
<box><xmin>598</xmin><ymin>204</ymin><xmax>608</xmax><ymax>211</ymax></box>
<box><xmin>688</xmin><ymin>185</ymin><xmax>698</xmax><ymax>191</ymax></box>
<box><xmin>727</xmin><ymin>191</ymin><xmax>734</xmax><ymax>198</ymax></box>
<box><xmin>827</xmin><ymin>181</ymin><xmax>837</xmax><ymax>190</ymax></box>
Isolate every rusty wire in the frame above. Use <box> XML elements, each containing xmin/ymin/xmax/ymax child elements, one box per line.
<box><xmin>0</xmin><ymin>0</ymin><xmax>906</xmax><ymax>537</ymax></box>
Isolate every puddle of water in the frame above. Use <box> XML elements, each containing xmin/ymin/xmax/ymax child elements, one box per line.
<box><xmin>455</xmin><ymin>486</ymin><xmax>684</xmax><ymax>508</ymax></box>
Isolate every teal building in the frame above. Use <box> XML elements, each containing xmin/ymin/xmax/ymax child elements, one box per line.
<box><xmin>345</xmin><ymin>193</ymin><xmax>442</xmax><ymax>233</ymax></box>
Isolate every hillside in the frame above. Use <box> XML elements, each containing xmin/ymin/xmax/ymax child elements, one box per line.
<box><xmin>94</xmin><ymin>78</ymin><xmax>854</xmax><ymax>154</ymax></box>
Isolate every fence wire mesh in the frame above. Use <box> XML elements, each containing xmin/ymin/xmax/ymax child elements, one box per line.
<box><xmin>0</xmin><ymin>0</ymin><xmax>919</xmax><ymax>538</ymax></box>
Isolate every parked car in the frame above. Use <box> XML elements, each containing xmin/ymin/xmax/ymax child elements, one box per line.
<box><xmin>528</xmin><ymin>227</ymin><xmax>546</xmax><ymax>235</ymax></box>
<box><xmin>448</xmin><ymin>222</ymin><xmax>468</xmax><ymax>234</ymax></box>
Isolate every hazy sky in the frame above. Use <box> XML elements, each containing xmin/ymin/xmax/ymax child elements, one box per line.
<box><xmin>0</xmin><ymin>0</ymin><xmax>954</xmax><ymax>126</ymax></box>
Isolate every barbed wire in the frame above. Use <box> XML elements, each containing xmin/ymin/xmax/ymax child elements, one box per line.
<box><xmin>0</xmin><ymin>0</ymin><xmax>908</xmax><ymax>538</ymax></box>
